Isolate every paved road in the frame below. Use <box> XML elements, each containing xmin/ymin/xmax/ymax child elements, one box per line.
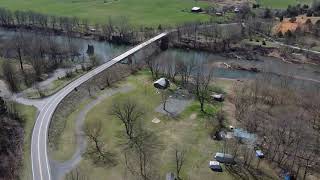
<box><xmin>31</xmin><ymin>32</ymin><xmax>168</xmax><ymax>180</ymax></box>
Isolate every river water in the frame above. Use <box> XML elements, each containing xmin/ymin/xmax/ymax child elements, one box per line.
<box><xmin>0</xmin><ymin>28</ymin><xmax>129</xmax><ymax>61</ymax></box>
<box><xmin>155</xmin><ymin>49</ymin><xmax>320</xmax><ymax>89</ymax></box>
<box><xmin>0</xmin><ymin>28</ymin><xmax>319</xmax><ymax>89</ymax></box>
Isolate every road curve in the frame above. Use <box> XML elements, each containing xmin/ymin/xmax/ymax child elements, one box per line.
<box><xmin>31</xmin><ymin>32</ymin><xmax>168</xmax><ymax>180</ymax></box>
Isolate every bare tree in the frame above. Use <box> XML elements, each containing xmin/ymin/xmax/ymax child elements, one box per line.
<box><xmin>10</xmin><ymin>31</ymin><xmax>25</xmax><ymax>72</ymax></box>
<box><xmin>84</xmin><ymin>119</ymin><xmax>117</xmax><ymax>167</ymax></box>
<box><xmin>194</xmin><ymin>64</ymin><xmax>213</xmax><ymax>112</ymax></box>
<box><xmin>2</xmin><ymin>61</ymin><xmax>19</xmax><ymax>92</ymax></box>
<box><xmin>174</xmin><ymin>147</ymin><xmax>186</xmax><ymax>180</ymax></box>
<box><xmin>176</xmin><ymin>58</ymin><xmax>195</xmax><ymax>86</ymax></box>
<box><xmin>89</xmin><ymin>55</ymin><xmax>101</xmax><ymax>68</ymax></box>
<box><xmin>144</xmin><ymin>54</ymin><xmax>161</xmax><ymax>79</ymax></box>
<box><xmin>114</xmin><ymin>16</ymin><xmax>133</xmax><ymax>43</ymax></box>
<box><xmin>103</xmin><ymin>69</ymin><xmax>116</xmax><ymax>87</ymax></box>
<box><xmin>110</xmin><ymin>98</ymin><xmax>144</xmax><ymax>139</ymax></box>
<box><xmin>124</xmin><ymin>123</ymin><xmax>162</xmax><ymax>180</ymax></box>
<box><xmin>161</xmin><ymin>89</ymin><xmax>170</xmax><ymax>111</ymax></box>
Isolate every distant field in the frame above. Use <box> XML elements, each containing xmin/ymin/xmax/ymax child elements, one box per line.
<box><xmin>0</xmin><ymin>0</ymin><xmax>224</xmax><ymax>26</ymax></box>
<box><xmin>257</xmin><ymin>0</ymin><xmax>313</xmax><ymax>8</ymax></box>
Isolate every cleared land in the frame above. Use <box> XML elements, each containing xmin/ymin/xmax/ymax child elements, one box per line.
<box><xmin>0</xmin><ymin>0</ymin><xmax>225</xmax><ymax>26</ymax></box>
<box><xmin>64</xmin><ymin>71</ymin><xmax>277</xmax><ymax>180</ymax></box>
<box><xmin>75</xmin><ymin>71</ymin><xmax>230</xmax><ymax>179</ymax></box>
<box><xmin>257</xmin><ymin>0</ymin><xmax>313</xmax><ymax>8</ymax></box>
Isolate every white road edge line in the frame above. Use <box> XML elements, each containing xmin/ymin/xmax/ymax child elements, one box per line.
<box><xmin>31</xmin><ymin>103</ymin><xmax>48</xmax><ymax>180</ymax></box>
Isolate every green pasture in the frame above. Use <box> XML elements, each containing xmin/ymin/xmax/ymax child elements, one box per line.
<box><xmin>0</xmin><ymin>0</ymin><xmax>226</xmax><ymax>26</ymax></box>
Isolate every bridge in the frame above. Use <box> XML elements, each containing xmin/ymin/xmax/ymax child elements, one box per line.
<box><xmin>31</xmin><ymin>32</ymin><xmax>168</xmax><ymax>180</ymax></box>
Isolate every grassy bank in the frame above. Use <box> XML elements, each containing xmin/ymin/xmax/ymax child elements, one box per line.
<box><xmin>24</xmin><ymin>70</ymin><xmax>85</xmax><ymax>99</ymax></box>
<box><xmin>15</xmin><ymin>103</ymin><xmax>37</xmax><ymax>180</ymax></box>
<box><xmin>49</xmin><ymin>98</ymin><xmax>91</xmax><ymax>161</ymax></box>
<box><xmin>0</xmin><ymin>0</ymin><xmax>224</xmax><ymax>26</ymax></box>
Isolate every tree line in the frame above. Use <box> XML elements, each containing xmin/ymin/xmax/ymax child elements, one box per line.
<box><xmin>0</xmin><ymin>31</ymin><xmax>81</xmax><ymax>92</ymax></box>
<box><xmin>0</xmin><ymin>97</ymin><xmax>25</xmax><ymax>180</ymax></box>
<box><xmin>0</xmin><ymin>7</ymin><xmax>157</xmax><ymax>44</ymax></box>
<box><xmin>173</xmin><ymin>22</ymin><xmax>244</xmax><ymax>53</ymax></box>
<box><xmin>233</xmin><ymin>74</ymin><xmax>320</xmax><ymax>179</ymax></box>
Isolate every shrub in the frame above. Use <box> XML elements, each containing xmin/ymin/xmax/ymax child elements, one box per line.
<box><xmin>306</xmin><ymin>10</ymin><xmax>313</xmax><ymax>17</ymax></box>
<box><xmin>65</xmin><ymin>70</ymin><xmax>74</xmax><ymax>78</ymax></box>
<box><xmin>289</xmin><ymin>17</ymin><xmax>297</xmax><ymax>23</ymax></box>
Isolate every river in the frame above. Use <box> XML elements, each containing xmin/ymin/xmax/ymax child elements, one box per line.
<box><xmin>0</xmin><ymin>28</ymin><xmax>319</xmax><ymax>89</ymax></box>
<box><xmin>155</xmin><ymin>49</ymin><xmax>320</xmax><ymax>89</ymax></box>
<box><xmin>0</xmin><ymin>28</ymin><xmax>129</xmax><ymax>61</ymax></box>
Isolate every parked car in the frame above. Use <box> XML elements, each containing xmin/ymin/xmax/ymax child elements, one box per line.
<box><xmin>214</xmin><ymin>152</ymin><xmax>235</xmax><ymax>164</ymax></box>
<box><xmin>209</xmin><ymin>161</ymin><xmax>222</xmax><ymax>172</ymax></box>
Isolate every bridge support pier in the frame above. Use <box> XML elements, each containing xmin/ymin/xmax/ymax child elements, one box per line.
<box><xmin>128</xmin><ymin>55</ymin><xmax>133</xmax><ymax>64</ymax></box>
<box><xmin>160</xmin><ymin>36</ymin><xmax>169</xmax><ymax>51</ymax></box>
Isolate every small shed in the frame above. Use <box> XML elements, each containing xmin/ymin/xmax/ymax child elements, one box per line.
<box><xmin>214</xmin><ymin>153</ymin><xmax>234</xmax><ymax>164</ymax></box>
<box><xmin>154</xmin><ymin>78</ymin><xmax>170</xmax><ymax>90</ymax></box>
<box><xmin>211</xmin><ymin>94</ymin><xmax>224</xmax><ymax>102</ymax></box>
<box><xmin>209</xmin><ymin>161</ymin><xmax>222</xmax><ymax>172</ymax></box>
<box><xmin>191</xmin><ymin>7</ymin><xmax>202</xmax><ymax>13</ymax></box>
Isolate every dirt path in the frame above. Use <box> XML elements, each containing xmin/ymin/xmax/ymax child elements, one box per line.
<box><xmin>216</xmin><ymin>78</ymin><xmax>239</xmax><ymax>127</ymax></box>
<box><xmin>50</xmin><ymin>84</ymin><xmax>134</xmax><ymax>180</ymax></box>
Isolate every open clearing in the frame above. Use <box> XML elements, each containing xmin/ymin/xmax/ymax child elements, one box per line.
<box><xmin>75</xmin><ymin>71</ymin><xmax>231</xmax><ymax>179</ymax></box>
<box><xmin>0</xmin><ymin>0</ymin><xmax>226</xmax><ymax>26</ymax></box>
<box><xmin>65</xmin><ymin>71</ymin><xmax>277</xmax><ymax>180</ymax></box>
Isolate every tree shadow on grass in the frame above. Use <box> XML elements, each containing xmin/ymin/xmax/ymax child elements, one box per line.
<box><xmin>225</xmin><ymin>162</ymin><xmax>275</xmax><ymax>180</ymax></box>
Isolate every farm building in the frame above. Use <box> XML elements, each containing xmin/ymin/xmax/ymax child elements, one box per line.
<box><xmin>191</xmin><ymin>7</ymin><xmax>202</xmax><ymax>13</ymax></box>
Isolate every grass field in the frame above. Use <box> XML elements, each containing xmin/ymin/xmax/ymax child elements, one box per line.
<box><xmin>0</xmin><ymin>0</ymin><xmax>224</xmax><ymax>26</ymax></box>
<box><xmin>72</xmin><ymin>71</ymin><xmax>234</xmax><ymax>180</ymax></box>
<box><xmin>50</xmin><ymin>97</ymin><xmax>92</xmax><ymax>161</ymax></box>
<box><xmin>257</xmin><ymin>0</ymin><xmax>313</xmax><ymax>8</ymax></box>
